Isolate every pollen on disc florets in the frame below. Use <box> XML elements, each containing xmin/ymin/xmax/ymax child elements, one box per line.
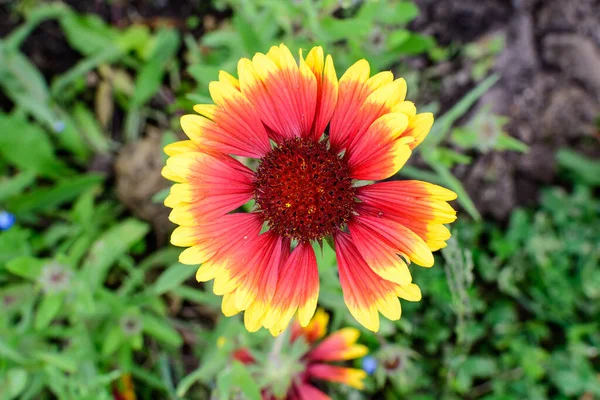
<box><xmin>254</xmin><ymin>137</ymin><xmax>356</xmax><ymax>242</ymax></box>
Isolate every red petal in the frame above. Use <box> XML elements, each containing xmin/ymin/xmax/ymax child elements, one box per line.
<box><xmin>165</xmin><ymin>152</ymin><xmax>255</xmax><ymax>223</ymax></box>
<box><xmin>263</xmin><ymin>242</ymin><xmax>319</xmax><ymax>336</ymax></box>
<box><xmin>304</xmin><ymin>47</ymin><xmax>338</xmax><ymax>141</ymax></box>
<box><xmin>308</xmin><ymin>364</ymin><xmax>366</xmax><ymax>389</ymax></box>
<box><xmin>295</xmin><ymin>383</ymin><xmax>331</xmax><ymax>400</ymax></box>
<box><xmin>239</xmin><ymin>45</ymin><xmax>317</xmax><ymax>141</ymax></box>
<box><xmin>350</xmin><ymin>211</ymin><xmax>434</xmax><ymax>268</ymax></box>
<box><xmin>334</xmin><ymin>233</ymin><xmax>401</xmax><ymax>332</ymax></box>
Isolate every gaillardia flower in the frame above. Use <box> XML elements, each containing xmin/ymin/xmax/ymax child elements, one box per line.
<box><xmin>234</xmin><ymin>309</ymin><xmax>368</xmax><ymax>399</ymax></box>
<box><xmin>162</xmin><ymin>44</ymin><xmax>457</xmax><ymax>335</ymax></box>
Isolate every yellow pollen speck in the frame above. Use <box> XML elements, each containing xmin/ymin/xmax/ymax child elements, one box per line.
<box><xmin>216</xmin><ymin>336</ymin><xmax>226</xmax><ymax>348</ymax></box>
<box><xmin>308</xmin><ymin>206</ymin><xmax>315</xmax><ymax>214</ymax></box>
<box><xmin>285</xmin><ymin>202</ymin><xmax>292</xmax><ymax>208</ymax></box>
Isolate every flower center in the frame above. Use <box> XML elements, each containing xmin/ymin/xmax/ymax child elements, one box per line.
<box><xmin>254</xmin><ymin>137</ymin><xmax>356</xmax><ymax>242</ymax></box>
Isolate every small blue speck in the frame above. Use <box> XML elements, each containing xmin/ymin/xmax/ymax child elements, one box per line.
<box><xmin>362</xmin><ymin>355</ymin><xmax>377</xmax><ymax>375</ymax></box>
<box><xmin>0</xmin><ymin>211</ymin><xmax>16</xmax><ymax>231</ymax></box>
<box><xmin>53</xmin><ymin>121</ymin><xmax>66</xmax><ymax>133</ymax></box>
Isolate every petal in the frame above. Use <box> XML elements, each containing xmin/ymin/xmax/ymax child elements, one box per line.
<box><xmin>164</xmin><ymin>140</ymin><xmax>203</xmax><ymax>156</ymax></box>
<box><xmin>334</xmin><ymin>233</ymin><xmax>402</xmax><ymax>332</ymax></box>
<box><xmin>304</xmin><ymin>47</ymin><xmax>338</xmax><ymax>141</ymax></box>
<box><xmin>291</xmin><ymin>308</ymin><xmax>329</xmax><ymax>345</ymax></box>
<box><xmin>173</xmin><ymin>213</ymin><xmax>263</xmax><ymax>267</ymax></box>
<box><xmin>208</xmin><ymin>80</ymin><xmax>272</xmax><ymax>156</ymax></box>
<box><xmin>347</xmin><ymin>220</ymin><xmax>413</xmax><ymax>285</ymax></box>
<box><xmin>165</xmin><ymin>152</ymin><xmax>255</xmax><ymax>223</ymax></box>
<box><xmin>401</xmin><ymin>112</ymin><xmax>434</xmax><ymax>150</ymax></box>
<box><xmin>350</xmin><ymin>211</ymin><xmax>434</xmax><ymax>268</ymax></box>
<box><xmin>308</xmin><ymin>327</ymin><xmax>368</xmax><ymax>362</ymax></box>
<box><xmin>263</xmin><ymin>242</ymin><xmax>319</xmax><ymax>336</ymax></box>
<box><xmin>308</xmin><ymin>364</ymin><xmax>367</xmax><ymax>390</ymax></box>
<box><xmin>329</xmin><ymin>63</ymin><xmax>403</xmax><ymax>151</ymax></box>
<box><xmin>181</xmin><ymin>78</ymin><xmax>272</xmax><ymax>158</ymax></box>
<box><xmin>295</xmin><ymin>383</ymin><xmax>331</xmax><ymax>400</ymax></box>
<box><xmin>239</xmin><ymin>44</ymin><xmax>317</xmax><ymax>141</ymax></box>
<box><xmin>218</xmin><ymin>70</ymin><xmax>240</xmax><ymax>90</ymax></box>
<box><xmin>396</xmin><ymin>282</ymin><xmax>422</xmax><ymax>301</ymax></box>
<box><xmin>219</xmin><ymin>233</ymin><xmax>289</xmax><ymax>333</ymax></box>
<box><xmin>357</xmin><ymin>181</ymin><xmax>457</xmax><ymax>250</ymax></box>
<box><xmin>345</xmin><ymin>78</ymin><xmax>408</xmax><ymax>151</ymax></box>
<box><xmin>345</xmin><ymin>112</ymin><xmax>414</xmax><ymax>180</ymax></box>
<box><xmin>349</xmin><ymin>136</ymin><xmax>413</xmax><ymax>181</ymax></box>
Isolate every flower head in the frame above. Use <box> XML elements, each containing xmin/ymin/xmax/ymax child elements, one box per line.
<box><xmin>234</xmin><ymin>309</ymin><xmax>369</xmax><ymax>399</ymax></box>
<box><xmin>163</xmin><ymin>44</ymin><xmax>457</xmax><ymax>335</ymax></box>
<box><xmin>38</xmin><ymin>262</ymin><xmax>72</xmax><ymax>294</ymax></box>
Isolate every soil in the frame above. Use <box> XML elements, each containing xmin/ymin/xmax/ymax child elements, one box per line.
<box><xmin>413</xmin><ymin>0</ymin><xmax>600</xmax><ymax>219</ymax></box>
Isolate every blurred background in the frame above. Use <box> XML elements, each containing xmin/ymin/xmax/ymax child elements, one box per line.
<box><xmin>0</xmin><ymin>0</ymin><xmax>599</xmax><ymax>399</ymax></box>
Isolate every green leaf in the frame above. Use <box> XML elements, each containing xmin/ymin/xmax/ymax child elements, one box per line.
<box><xmin>131</xmin><ymin>29</ymin><xmax>180</xmax><ymax>107</ymax></box>
<box><xmin>386</xmin><ymin>29</ymin><xmax>411</xmax><ymax>49</ymax></box>
<box><xmin>141</xmin><ymin>314</ymin><xmax>182</xmax><ymax>347</ymax></box>
<box><xmin>176</xmin><ymin>352</ymin><xmax>229</xmax><ymax>397</ymax></box>
<box><xmin>35</xmin><ymin>351</ymin><xmax>77</xmax><ymax>373</ymax></box>
<box><xmin>51</xmin><ymin>27</ymin><xmax>148</xmax><ymax>97</ymax></box>
<box><xmin>5</xmin><ymin>256</ymin><xmax>45</xmax><ymax>280</ymax></box>
<box><xmin>231</xmin><ymin>13</ymin><xmax>263</xmax><ymax>55</ymax></box>
<box><xmin>496</xmin><ymin>133</ymin><xmax>528</xmax><ymax>153</ymax></box>
<box><xmin>0</xmin><ymin>115</ymin><xmax>72</xmax><ymax>179</ymax></box>
<box><xmin>152</xmin><ymin>263</ymin><xmax>196</xmax><ymax>295</ymax></box>
<box><xmin>0</xmin><ymin>338</ymin><xmax>28</xmax><ymax>364</ymax></box>
<box><xmin>0</xmin><ymin>228</ymin><xmax>32</xmax><ymax>265</ymax></box>
<box><xmin>72</xmin><ymin>103</ymin><xmax>111</xmax><ymax>153</ymax></box>
<box><xmin>102</xmin><ymin>326</ymin><xmax>125</xmax><ymax>357</ymax></box>
<box><xmin>217</xmin><ymin>362</ymin><xmax>261</xmax><ymax>400</ymax></box>
<box><xmin>59</xmin><ymin>13</ymin><xmax>117</xmax><ymax>55</ymax></box>
<box><xmin>82</xmin><ymin>218</ymin><xmax>149</xmax><ymax>288</ymax></box>
<box><xmin>378</xmin><ymin>1</ymin><xmax>420</xmax><ymax>25</ymax></box>
<box><xmin>1</xmin><ymin>368</ymin><xmax>28</xmax><ymax>399</ymax></box>
<box><xmin>6</xmin><ymin>174</ymin><xmax>104</xmax><ymax>215</ymax></box>
<box><xmin>35</xmin><ymin>293</ymin><xmax>64</xmax><ymax>330</ymax></box>
<box><xmin>557</xmin><ymin>148</ymin><xmax>600</xmax><ymax>186</ymax></box>
<box><xmin>0</xmin><ymin>171</ymin><xmax>36</xmax><ymax>203</ymax></box>
<box><xmin>391</xmin><ymin>33</ymin><xmax>435</xmax><ymax>55</ymax></box>
<box><xmin>0</xmin><ymin>51</ymin><xmax>57</xmax><ymax>128</ymax></box>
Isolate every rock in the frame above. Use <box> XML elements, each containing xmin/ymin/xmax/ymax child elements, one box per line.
<box><xmin>543</xmin><ymin>34</ymin><xmax>600</xmax><ymax>98</ymax></box>
<box><xmin>115</xmin><ymin>129</ymin><xmax>171</xmax><ymax>243</ymax></box>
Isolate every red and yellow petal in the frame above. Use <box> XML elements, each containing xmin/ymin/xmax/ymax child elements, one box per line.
<box><xmin>162</xmin><ymin>151</ymin><xmax>255</xmax><ymax>223</ymax></box>
<box><xmin>291</xmin><ymin>308</ymin><xmax>329</xmax><ymax>345</ymax></box>
<box><xmin>345</xmin><ymin>112</ymin><xmax>414</xmax><ymax>180</ymax></box>
<box><xmin>401</xmin><ymin>112</ymin><xmax>434</xmax><ymax>150</ymax></box>
<box><xmin>304</xmin><ymin>46</ymin><xmax>338</xmax><ymax>141</ymax></box>
<box><xmin>329</xmin><ymin>60</ymin><xmax>391</xmax><ymax>151</ymax></box>
<box><xmin>350</xmin><ymin>211</ymin><xmax>434</xmax><ymax>268</ymax></box>
<box><xmin>357</xmin><ymin>181</ymin><xmax>457</xmax><ymax>250</ymax></box>
<box><xmin>347</xmin><ymin>220</ymin><xmax>412</xmax><ymax>285</ymax></box>
<box><xmin>308</xmin><ymin>327</ymin><xmax>368</xmax><ymax>362</ymax></box>
<box><xmin>334</xmin><ymin>233</ymin><xmax>402</xmax><ymax>332</ymax></box>
<box><xmin>263</xmin><ymin>242</ymin><xmax>319</xmax><ymax>336</ymax></box>
<box><xmin>238</xmin><ymin>44</ymin><xmax>317</xmax><ymax>141</ymax></box>
<box><xmin>217</xmin><ymin>233</ymin><xmax>289</xmax><ymax>332</ymax></box>
<box><xmin>307</xmin><ymin>364</ymin><xmax>367</xmax><ymax>390</ymax></box>
<box><xmin>172</xmin><ymin>213</ymin><xmax>263</xmax><ymax>268</ymax></box>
